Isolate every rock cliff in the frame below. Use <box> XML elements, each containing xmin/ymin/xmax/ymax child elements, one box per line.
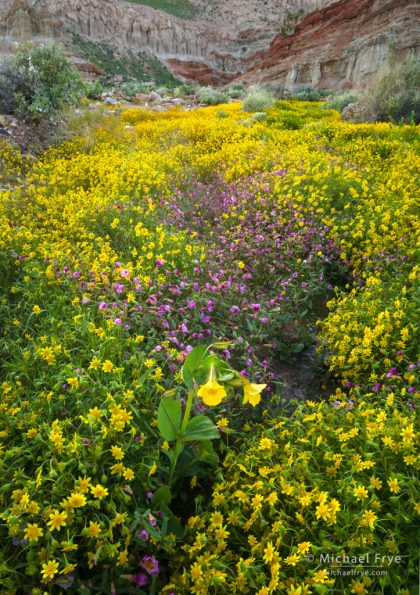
<box><xmin>0</xmin><ymin>0</ymin><xmax>418</xmax><ymax>88</ymax></box>
<box><xmin>239</xmin><ymin>0</ymin><xmax>420</xmax><ymax>89</ymax></box>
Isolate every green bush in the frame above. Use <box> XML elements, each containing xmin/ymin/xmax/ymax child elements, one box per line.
<box><xmin>224</xmin><ymin>82</ymin><xmax>244</xmax><ymax>99</ymax></box>
<box><xmin>196</xmin><ymin>86</ymin><xmax>228</xmax><ymax>105</ymax></box>
<box><xmin>295</xmin><ymin>87</ymin><xmax>322</xmax><ymax>102</ymax></box>
<box><xmin>323</xmin><ymin>90</ymin><xmax>360</xmax><ymax>112</ymax></box>
<box><xmin>242</xmin><ymin>85</ymin><xmax>275</xmax><ymax>112</ymax></box>
<box><xmin>370</xmin><ymin>56</ymin><xmax>420</xmax><ymax>123</ymax></box>
<box><xmin>0</xmin><ymin>44</ymin><xmax>86</xmax><ymax>122</ymax></box>
<box><xmin>119</xmin><ymin>80</ymin><xmax>154</xmax><ymax>97</ymax></box>
<box><xmin>85</xmin><ymin>79</ymin><xmax>105</xmax><ymax>100</ymax></box>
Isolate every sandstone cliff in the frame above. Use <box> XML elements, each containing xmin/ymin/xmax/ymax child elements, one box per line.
<box><xmin>239</xmin><ymin>0</ymin><xmax>420</xmax><ymax>89</ymax></box>
<box><xmin>0</xmin><ymin>0</ymin><xmax>418</xmax><ymax>89</ymax></box>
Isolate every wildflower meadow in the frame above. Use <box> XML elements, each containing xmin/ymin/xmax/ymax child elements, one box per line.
<box><xmin>0</xmin><ymin>99</ymin><xmax>418</xmax><ymax>594</ymax></box>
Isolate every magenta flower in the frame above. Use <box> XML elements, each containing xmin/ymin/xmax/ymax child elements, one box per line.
<box><xmin>386</xmin><ymin>367</ymin><xmax>398</xmax><ymax>378</ymax></box>
<box><xmin>141</xmin><ymin>556</ymin><xmax>159</xmax><ymax>575</ymax></box>
<box><xmin>113</xmin><ymin>283</ymin><xmax>124</xmax><ymax>294</ymax></box>
<box><xmin>131</xmin><ymin>572</ymin><xmax>149</xmax><ymax>586</ymax></box>
<box><xmin>138</xmin><ymin>529</ymin><xmax>149</xmax><ymax>541</ymax></box>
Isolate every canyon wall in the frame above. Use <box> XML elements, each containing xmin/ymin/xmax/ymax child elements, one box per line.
<box><xmin>0</xmin><ymin>0</ymin><xmax>418</xmax><ymax>88</ymax></box>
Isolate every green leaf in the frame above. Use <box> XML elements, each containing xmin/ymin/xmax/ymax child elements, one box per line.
<box><xmin>157</xmin><ymin>397</ymin><xmax>182</xmax><ymax>441</ymax></box>
<box><xmin>198</xmin><ymin>440</ymin><xmax>219</xmax><ymax>466</ymax></box>
<box><xmin>183</xmin><ymin>416</ymin><xmax>220</xmax><ymax>442</ymax></box>
<box><xmin>214</xmin><ymin>358</ymin><xmax>235</xmax><ymax>382</ymax></box>
<box><xmin>152</xmin><ymin>485</ymin><xmax>172</xmax><ymax>506</ymax></box>
<box><xmin>212</xmin><ymin>340</ymin><xmax>232</xmax><ymax>349</ymax></box>
<box><xmin>291</xmin><ymin>342</ymin><xmax>305</xmax><ymax>353</ymax></box>
<box><xmin>182</xmin><ymin>345</ymin><xmax>209</xmax><ymax>388</ymax></box>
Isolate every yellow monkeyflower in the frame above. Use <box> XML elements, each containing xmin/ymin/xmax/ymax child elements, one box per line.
<box><xmin>197</xmin><ymin>366</ymin><xmax>227</xmax><ymax>406</ymax></box>
<box><xmin>242</xmin><ymin>380</ymin><xmax>267</xmax><ymax>406</ymax></box>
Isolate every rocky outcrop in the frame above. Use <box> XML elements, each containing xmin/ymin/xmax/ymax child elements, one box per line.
<box><xmin>0</xmin><ymin>0</ymin><xmax>418</xmax><ymax>89</ymax></box>
<box><xmin>239</xmin><ymin>0</ymin><xmax>420</xmax><ymax>88</ymax></box>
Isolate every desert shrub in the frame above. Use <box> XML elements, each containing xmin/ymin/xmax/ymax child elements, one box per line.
<box><xmin>119</xmin><ymin>80</ymin><xmax>155</xmax><ymax>97</ymax></box>
<box><xmin>242</xmin><ymin>85</ymin><xmax>275</xmax><ymax>112</ymax></box>
<box><xmin>0</xmin><ymin>57</ymin><xmax>32</xmax><ymax>114</ymax></box>
<box><xmin>85</xmin><ymin>79</ymin><xmax>105</xmax><ymax>100</ymax></box>
<box><xmin>250</xmin><ymin>111</ymin><xmax>267</xmax><ymax>122</ymax></box>
<box><xmin>295</xmin><ymin>87</ymin><xmax>322</xmax><ymax>102</ymax></box>
<box><xmin>370</xmin><ymin>56</ymin><xmax>420</xmax><ymax>123</ymax></box>
<box><xmin>196</xmin><ymin>86</ymin><xmax>228</xmax><ymax>105</ymax></box>
<box><xmin>225</xmin><ymin>82</ymin><xmax>244</xmax><ymax>99</ymax></box>
<box><xmin>172</xmin><ymin>84</ymin><xmax>194</xmax><ymax>97</ymax></box>
<box><xmin>323</xmin><ymin>89</ymin><xmax>360</xmax><ymax>112</ymax></box>
<box><xmin>0</xmin><ymin>44</ymin><xmax>85</xmax><ymax>121</ymax></box>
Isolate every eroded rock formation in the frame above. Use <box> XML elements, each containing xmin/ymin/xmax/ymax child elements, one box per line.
<box><xmin>0</xmin><ymin>0</ymin><xmax>418</xmax><ymax>88</ymax></box>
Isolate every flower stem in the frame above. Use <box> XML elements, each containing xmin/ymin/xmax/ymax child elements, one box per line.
<box><xmin>168</xmin><ymin>388</ymin><xmax>195</xmax><ymax>484</ymax></box>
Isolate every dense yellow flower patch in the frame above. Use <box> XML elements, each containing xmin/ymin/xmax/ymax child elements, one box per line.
<box><xmin>0</xmin><ymin>100</ymin><xmax>418</xmax><ymax>593</ymax></box>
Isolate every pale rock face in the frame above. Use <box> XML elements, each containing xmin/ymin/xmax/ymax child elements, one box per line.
<box><xmin>0</xmin><ymin>0</ymin><xmax>418</xmax><ymax>88</ymax></box>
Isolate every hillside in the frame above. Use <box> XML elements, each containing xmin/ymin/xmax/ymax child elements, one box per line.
<box><xmin>0</xmin><ymin>0</ymin><xmax>419</xmax><ymax>88</ymax></box>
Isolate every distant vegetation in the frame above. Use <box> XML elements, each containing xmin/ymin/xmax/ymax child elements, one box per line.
<box><xmin>71</xmin><ymin>34</ymin><xmax>179</xmax><ymax>86</ymax></box>
<box><xmin>0</xmin><ymin>44</ymin><xmax>85</xmax><ymax>122</ymax></box>
<box><xmin>125</xmin><ymin>0</ymin><xmax>200</xmax><ymax>19</ymax></box>
<box><xmin>242</xmin><ymin>84</ymin><xmax>276</xmax><ymax>112</ymax></box>
<box><xmin>323</xmin><ymin>56</ymin><xmax>420</xmax><ymax>124</ymax></box>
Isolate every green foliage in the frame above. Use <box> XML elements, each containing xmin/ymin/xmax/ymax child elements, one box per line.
<box><xmin>124</xmin><ymin>0</ymin><xmax>200</xmax><ymax>19</ymax></box>
<box><xmin>323</xmin><ymin>89</ymin><xmax>360</xmax><ymax>112</ymax></box>
<box><xmin>119</xmin><ymin>80</ymin><xmax>154</xmax><ymax>97</ymax></box>
<box><xmin>71</xmin><ymin>34</ymin><xmax>179</xmax><ymax>86</ymax></box>
<box><xmin>0</xmin><ymin>44</ymin><xmax>85</xmax><ymax>121</ymax></box>
<box><xmin>370</xmin><ymin>56</ymin><xmax>420</xmax><ymax>123</ymax></box>
<box><xmin>85</xmin><ymin>79</ymin><xmax>106</xmax><ymax>100</ymax></box>
<box><xmin>280</xmin><ymin>8</ymin><xmax>304</xmax><ymax>36</ymax></box>
<box><xmin>196</xmin><ymin>86</ymin><xmax>228</xmax><ymax>105</ymax></box>
<box><xmin>242</xmin><ymin>85</ymin><xmax>275</xmax><ymax>112</ymax></box>
<box><xmin>295</xmin><ymin>87</ymin><xmax>321</xmax><ymax>102</ymax></box>
<box><xmin>224</xmin><ymin>82</ymin><xmax>245</xmax><ymax>99</ymax></box>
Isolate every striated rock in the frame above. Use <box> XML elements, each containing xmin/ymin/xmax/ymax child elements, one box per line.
<box><xmin>0</xmin><ymin>0</ymin><xmax>418</xmax><ymax>89</ymax></box>
<box><xmin>238</xmin><ymin>0</ymin><xmax>420</xmax><ymax>89</ymax></box>
<box><xmin>0</xmin><ymin>0</ymin><xmax>338</xmax><ymax>83</ymax></box>
<box><xmin>73</xmin><ymin>61</ymin><xmax>104</xmax><ymax>76</ymax></box>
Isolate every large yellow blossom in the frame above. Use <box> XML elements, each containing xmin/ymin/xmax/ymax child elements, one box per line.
<box><xmin>197</xmin><ymin>367</ymin><xmax>227</xmax><ymax>406</ymax></box>
<box><xmin>242</xmin><ymin>380</ymin><xmax>267</xmax><ymax>406</ymax></box>
<box><xmin>197</xmin><ymin>379</ymin><xmax>227</xmax><ymax>406</ymax></box>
